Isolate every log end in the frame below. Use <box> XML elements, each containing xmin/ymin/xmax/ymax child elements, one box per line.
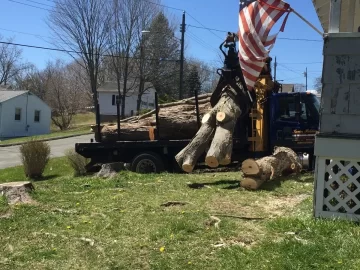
<box><xmin>219</xmin><ymin>157</ymin><xmax>231</xmax><ymax>166</ymax></box>
<box><xmin>201</xmin><ymin>113</ymin><xmax>211</xmax><ymax>124</ymax></box>
<box><xmin>182</xmin><ymin>164</ymin><xmax>194</xmax><ymax>173</ymax></box>
<box><xmin>205</xmin><ymin>156</ymin><xmax>219</xmax><ymax>168</ymax></box>
<box><xmin>240</xmin><ymin>177</ymin><xmax>265</xmax><ymax>190</ymax></box>
<box><xmin>216</xmin><ymin>112</ymin><xmax>227</xmax><ymax>122</ymax></box>
<box><xmin>241</xmin><ymin>159</ymin><xmax>260</xmax><ymax>176</ymax></box>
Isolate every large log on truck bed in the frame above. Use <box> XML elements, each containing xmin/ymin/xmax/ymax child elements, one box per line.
<box><xmin>96</xmin><ymin>94</ymin><xmax>212</xmax><ymax>141</ymax></box>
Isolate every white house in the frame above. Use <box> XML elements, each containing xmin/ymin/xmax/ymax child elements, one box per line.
<box><xmin>0</xmin><ymin>90</ymin><xmax>51</xmax><ymax>139</ymax></box>
<box><xmin>97</xmin><ymin>81</ymin><xmax>156</xmax><ymax>121</ymax></box>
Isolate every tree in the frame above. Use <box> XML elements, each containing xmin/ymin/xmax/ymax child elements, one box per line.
<box><xmin>0</xmin><ymin>35</ymin><xmax>30</xmax><ymax>86</ymax></box>
<box><xmin>44</xmin><ymin>60</ymin><xmax>84</xmax><ymax>130</ymax></box>
<box><xmin>314</xmin><ymin>76</ymin><xmax>322</xmax><ymax>93</ymax></box>
<box><xmin>183</xmin><ymin>58</ymin><xmax>213</xmax><ymax>94</ymax></box>
<box><xmin>143</xmin><ymin>12</ymin><xmax>181</xmax><ymax>100</ymax></box>
<box><xmin>106</xmin><ymin>0</ymin><xmax>160</xmax><ymax>118</ymax></box>
<box><xmin>184</xmin><ymin>66</ymin><xmax>201</xmax><ymax>98</ymax></box>
<box><xmin>47</xmin><ymin>0</ymin><xmax>112</xmax><ymax>129</ymax></box>
<box><xmin>14</xmin><ymin>64</ymin><xmax>47</xmax><ymax>100</ymax></box>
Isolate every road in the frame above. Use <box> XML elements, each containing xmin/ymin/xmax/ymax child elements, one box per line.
<box><xmin>0</xmin><ymin>134</ymin><xmax>94</xmax><ymax>170</ymax></box>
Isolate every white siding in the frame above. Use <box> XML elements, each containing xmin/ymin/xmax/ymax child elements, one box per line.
<box><xmin>0</xmin><ymin>93</ymin><xmax>51</xmax><ymax>138</ymax></box>
<box><xmin>98</xmin><ymin>88</ymin><xmax>156</xmax><ymax>117</ymax></box>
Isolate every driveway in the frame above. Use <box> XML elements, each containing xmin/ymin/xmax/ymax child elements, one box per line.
<box><xmin>0</xmin><ymin>134</ymin><xmax>94</xmax><ymax>170</ymax></box>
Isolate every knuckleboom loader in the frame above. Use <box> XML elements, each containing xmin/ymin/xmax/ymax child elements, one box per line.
<box><xmin>75</xmin><ymin>33</ymin><xmax>320</xmax><ymax>174</ymax></box>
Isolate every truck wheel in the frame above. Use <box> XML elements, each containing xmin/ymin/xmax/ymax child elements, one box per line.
<box><xmin>130</xmin><ymin>152</ymin><xmax>164</xmax><ymax>174</ymax></box>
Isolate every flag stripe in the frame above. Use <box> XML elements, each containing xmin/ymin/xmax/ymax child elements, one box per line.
<box><xmin>238</xmin><ymin>0</ymin><xmax>290</xmax><ymax>90</ymax></box>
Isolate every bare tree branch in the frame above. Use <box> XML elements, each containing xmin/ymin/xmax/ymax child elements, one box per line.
<box><xmin>47</xmin><ymin>0</ymin><xmax>112</xmax><ymax>126</ymax></box>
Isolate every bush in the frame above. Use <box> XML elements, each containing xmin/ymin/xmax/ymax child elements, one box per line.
<box><xmin>20</xmin><ymin>140</ymin><xmax>51</xmax><ymax>179</ymax></box>
<box><xmin>65</xmin><ymin>149</ymin><xmax>89</xmax><ymax>176</ymax></box>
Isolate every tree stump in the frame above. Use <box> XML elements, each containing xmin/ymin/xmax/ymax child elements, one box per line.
<box><xmin>240</xmin><ymin>147</ymin><xmax>302</xmax><ymax>190</ymax></box>
<box><xmin>0</xmin><ymin>181</ymin><xmax>35</xmax><ymax>204</ymax></box>
<box><xmin>96</xmin><ymin>162</ymin><xmax>124</xmax><ymax>178</ymax></box>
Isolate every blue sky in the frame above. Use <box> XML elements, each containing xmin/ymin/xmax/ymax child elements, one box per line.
<box><xmin>0</xmin><ymin>0</ymin><xmax>324</xmax><ymax>88</ymax></box>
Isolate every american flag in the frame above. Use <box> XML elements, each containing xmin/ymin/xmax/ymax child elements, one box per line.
<box><xmin>239</xmin><ymin>0</ymin><xmax>291</xmax><ymax>90</ymax></box>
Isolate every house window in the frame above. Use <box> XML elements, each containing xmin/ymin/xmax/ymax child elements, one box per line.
<box><xmin>112</xmin><ymin>95</ymin><xmax>120</xmax><ymax>106</ymax></box>
<box><xmin>15</xmin><ymin>108</ymin><xmax>21</xmax><ymax>121</ymax></box>
<box><xmin>34</xmin><ymin>110</ymin><xmax>41</xmax><ymax>122</ymax></box>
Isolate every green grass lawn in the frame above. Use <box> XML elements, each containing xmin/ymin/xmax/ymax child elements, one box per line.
<box><xmin>0</xmin><ymin>159</ymin><xmax>359</xmax><ymax>269</ymax></box>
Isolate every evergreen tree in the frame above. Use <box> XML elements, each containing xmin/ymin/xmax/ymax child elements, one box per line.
<box><xmin>143</xmin><ymin>12</ymin><xmax>180</xmax><ymax>99</ymax></box>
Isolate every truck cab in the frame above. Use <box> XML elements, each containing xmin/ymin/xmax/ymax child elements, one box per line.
<box><xmin>269</xmin><ymin>91</ymin><xmax>320</xmax><ymax>152</ymax></box>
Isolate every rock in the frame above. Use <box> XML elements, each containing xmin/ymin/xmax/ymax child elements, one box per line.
<box><xmin>96</xmin><ymin>162</ymin><xmax>124</xmax><ymax>178</ymax></box>
<box><xmin>0</xmin><ymin>181</ymin><xmax>35</xmax><ymax>204</ymax></box>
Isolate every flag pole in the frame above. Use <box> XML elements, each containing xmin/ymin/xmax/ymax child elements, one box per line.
<box><xmin>290</xmin><ymin>8</ymin><xmax>324</xmax><ymax>37</ymax></box>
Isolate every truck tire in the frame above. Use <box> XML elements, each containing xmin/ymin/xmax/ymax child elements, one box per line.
<box><xmin>130</xmin><ymin>152</ymin><xmax>165</xmax><ymax>174</ymax></box>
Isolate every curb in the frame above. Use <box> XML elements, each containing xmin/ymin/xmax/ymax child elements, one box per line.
<box><xmin>0</xmin><ymin>132</ymin><xmax>93</xmax><ymax>148</ymax></box>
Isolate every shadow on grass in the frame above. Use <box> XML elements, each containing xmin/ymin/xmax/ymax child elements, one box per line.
<box><xmin>31</xmin><ymin>174</ymin><xmax>60</xmax><ymax>182</ymax></box>
<box><xmin>188</xmin><ymin>172</ymin><xmax>315</xmax><ymax>192</ymax></box>
<box><xmin>188</xmin><ymin>180</ymin><xmax>240</xmax><ymax>190</ymax></box>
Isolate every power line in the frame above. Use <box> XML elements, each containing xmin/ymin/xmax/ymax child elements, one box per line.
<box><xmin>186</xmin><ymin>29</ymin><xmax>218</xmax><ymax>54</ymax></box>
<box><xmin>187</xmin><ymin>24</ymin><xmax>230</xmax><ymax>33</ymax></box>
<box><xmin>8</xmin><ymin>0</ymin><xmax>55</xmax><ymax>12</ymax></box>
<box><xmin>185</xmin><ymin>12</ymin><xmax>224</xmax><ymax>41</ymax></box>
<box><xmin>187</xmin><ymin>24</ymin><xmax>323</xmax><ymax>42</ymax></box>
<box><xmin>25</xmin><ymin>0</ymin><xmax>54</xmax><ymax>8</ymax></box>
<box><xmin>0</xmin><ymin>40</ymin><xmax>180</xmax><ymax>62</ymax></box>
<box><xmin>280</xmin><ymin>61</ymin><xmax>322</xmax><ymax>64</ymax></box>
<box><xmin>141</xmin><ymin>0</ymin><xmax>184</xmax><ymax>12</ymax></box>
<box><xmin>278</xmin><ymin>37</ymin><xmax>322</xmax><ymax>42</ymax></box>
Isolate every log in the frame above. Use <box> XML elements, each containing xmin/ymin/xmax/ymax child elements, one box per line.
<box><xmin>240</xmin><ymin>147</ymin><xmax>302</xmax><ymax>190</ymax></box>
<box><xmin>175</xmin><ymin>109</ymin><xmax>216</xmax><ymax>172</ymax></box>
<box><xmin>240</xmin><ymin>177</ymin><xmax>266</xmax><ymax>190</ymax></box>
<box><xmin>100</xmin><ymin>102</ymin><xmax>212</xmax><ymax>141</ymax></box>
<box><xmin>0</xmin><ymin>181</ymin><xmax>35</xmax><ymax>204</ymax></box>
<box><xmin>205</xmin><ymin>87</ymin><xmax>241</xmax><ymax>168</ymax></box>
<box><xmin>119</xmin><ymin>93</ymin><xmax>212</xmax><ymax>123</ymax></box>
<box><xmin>175</xmin><ymin>84</ymin><xmax>244</xmax><ymax>172</ymax></box>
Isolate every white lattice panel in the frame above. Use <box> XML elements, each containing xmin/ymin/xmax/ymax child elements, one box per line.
<box><xmin>315</xmin><ymin>157</ymin><xmax>360</xmax><ymax>220</ymax></box>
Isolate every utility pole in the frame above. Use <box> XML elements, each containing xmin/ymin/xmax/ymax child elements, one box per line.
<box><xmin>179</xmin><ymin>11</ymin><xmax>186</xmax><ymax>100</ymax></box>
<box><xmin>274</xmin><ymin>56</ymin><xmax>277</xmax><ymax>81</ymax></box>
<box><xmin>304</xmin><ymin>67</ymin><xmax>308</xmax><ymax>91</ymax></box>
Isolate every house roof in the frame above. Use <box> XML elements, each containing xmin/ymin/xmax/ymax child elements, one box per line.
<box><xmin>0</xmin><ymin>90</ymin><xmax>28</xmax><ymax>103</ymax></box>
<box><xmin>312</xmin><ymin>0</ymin><xmax>360</xmax><ymax>33</ymax></box>
<box><xmin>97</xmin><ymin>81</ymin><xmax>155</xmax><ymax>94</ymax></box>
<box><xmin>281</xmin><ymin>84</ymin><xmax>294</xmax><ymax>93</ymax></box>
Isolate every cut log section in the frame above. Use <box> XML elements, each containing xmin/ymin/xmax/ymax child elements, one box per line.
<box><xmin>0</xmin><ymin>181</ymin><xmax>35</xmax><ymax>204</ymax></box>
<box><xmin>175</xmin><ymin>109</ymin><xmax>217</xmax><ymax>173</ymax></box>
<box><xmin>175</xmin><ymin>84</ymin><xmax>244</xmax><ymax>172</ymax></box>
<box><xmin>240</xmin><ymin>147</ymin><xmax>302</xmax><ymax>190</ymax></box>
<box><xmin>240</xmin><ymin>177</ymin><xmax>266</xmax><ymax>190</ymax></box>
<box><xmin>205</xmin><ymin>87</ymin><xmax>241</xmax><ymax>168</ymax></box>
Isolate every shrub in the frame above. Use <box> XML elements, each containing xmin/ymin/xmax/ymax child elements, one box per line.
<box><xmin>20</xmin><ymin>140</ymin><xmax>51</xmax><ymax>179</ymax></box>
<box><xmin>65</xmin><ymin>148</ymin><xmax>89</xmax><ymax>176</ymax></box>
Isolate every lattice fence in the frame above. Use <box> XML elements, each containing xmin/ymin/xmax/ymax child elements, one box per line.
<box><xmin>315</xmin><ymin>158</ymin><xmax>360</xmax><ymax>219</ymax></box>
